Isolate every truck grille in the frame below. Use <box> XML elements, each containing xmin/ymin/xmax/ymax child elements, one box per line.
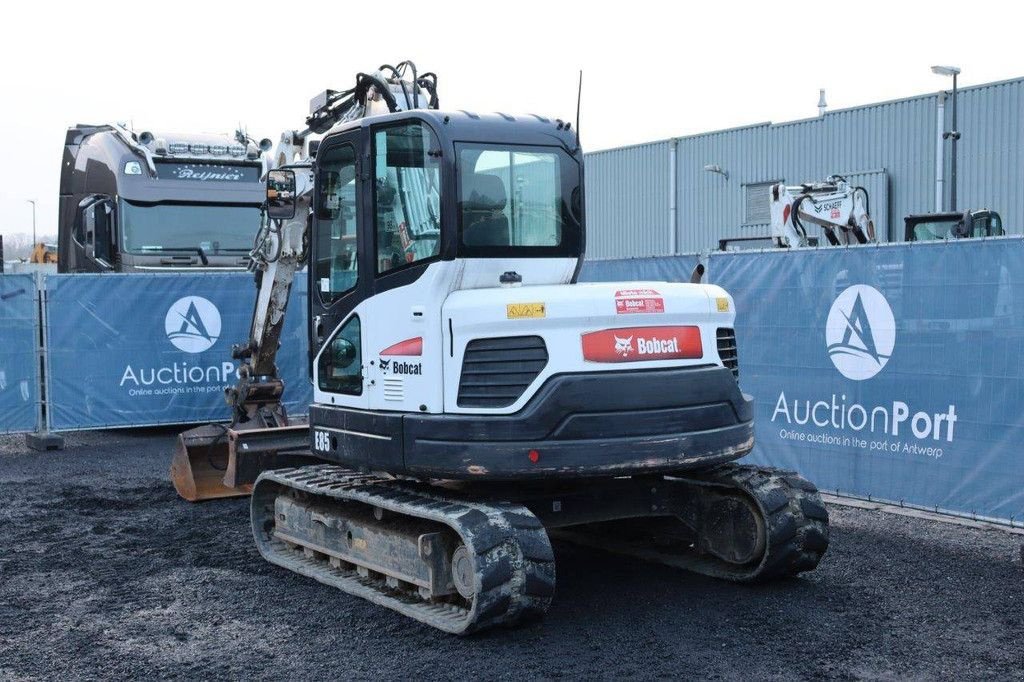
<box><xmin>716</xmin><ymin>328</ymin><xmax>739</xmax><ymax>379</ymax></box>
<box><xmin>457</xmin><ymin>336</ymin><xmax>548</xmax><ymax>408</ymax></box>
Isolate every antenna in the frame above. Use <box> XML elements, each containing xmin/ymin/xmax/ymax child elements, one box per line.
<box><xmin>575</xmin><ymin>70</ymin><xmax>583</xmax><ymax>148</ymax></box>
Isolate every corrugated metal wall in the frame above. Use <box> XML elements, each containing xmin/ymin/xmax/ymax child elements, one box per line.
<box><xmin>584</xmin><ymin>78</ymin><xmax>1022</xmax><ymax>257</ymax></box>
<box><xmin>584</xmin><ymin>141</ymin><xmax>670</xmax><ymax>258</ymax></box>
<box><xmin>955</xmin><ymin>79</ymin><xmax>1024</xmax><ymax>228</ymax></box>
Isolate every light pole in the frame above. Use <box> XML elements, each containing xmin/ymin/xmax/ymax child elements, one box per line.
<box><xmin>26</xmin><ymin>199</ymin><xmax>37</xmax><ymax>248</ymax></box>
<box><xmin>931</xmin><ymin>65</ymin><xmax>961</xmax><ymax>211</ymax></box>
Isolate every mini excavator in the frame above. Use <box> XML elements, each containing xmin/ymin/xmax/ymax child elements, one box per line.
<box><xmin>171</xmin><ymin>62</ymin><xmax>829</xmax><ymax>634</ymax></box>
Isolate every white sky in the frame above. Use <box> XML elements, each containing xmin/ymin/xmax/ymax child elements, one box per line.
<box><xmin>1</xmin><ymin>0</ymin><xmax>1020</xmax><ymax>237</ymax></box>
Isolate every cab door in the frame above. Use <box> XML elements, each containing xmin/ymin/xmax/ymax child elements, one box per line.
<box><xmin>309</xmin><ymin>130</ymin><xmax>371</xmax><ymax>408</ymax></box>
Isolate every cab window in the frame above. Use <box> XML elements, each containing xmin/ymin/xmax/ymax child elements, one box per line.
<box><xmin>316</xmin><ymin>144</ymin><xmax>359</xmax><ymax>304</ymax></box>
<box><xmin>373</xmin><ymin>122</ymin><xmax>441</xmax><ymax>274</ymax></box>
<box><xmin>318</xmin><ymin>315</ymin><xmax>362</xmax><ymax>395</ymax></box>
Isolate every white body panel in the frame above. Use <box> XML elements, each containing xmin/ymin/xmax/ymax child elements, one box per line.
<box><xmin>312</xmin><ymin>259</ymin><xmax>737</xmax><ymax>416</ymax></box>
<box><xmin>442</xmin><ymin>281</ymin><xmax>734</xmax><ymax>414</ymax></box>
<box><xmin>311</xmin><ymin>257</ymin><xmax>581</xmax><ymax>412</ymax></box>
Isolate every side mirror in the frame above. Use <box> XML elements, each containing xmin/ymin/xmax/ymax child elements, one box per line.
<box><xmin>267</xmin><ymin>169</ymin><xmax>297</xmax><ymax>220</ymax></box>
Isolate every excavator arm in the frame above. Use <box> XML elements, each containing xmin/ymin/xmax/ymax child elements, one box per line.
<box><xmin>172</xmin><ymin>62</ymin><xmax>438</xmax><ymax>501</ymax></box>
<box><xmin>769</xmin><ymin>175</ymin><xmax>875</xmax><ymax>248</ymax></box>
<box><xmin>169</xmin><ymin>175</ymin><xmax>316</xmax><ymax>501</ymax></box>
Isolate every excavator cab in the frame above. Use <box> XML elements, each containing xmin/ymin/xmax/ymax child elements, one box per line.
<box><xmin>905</xmin><ymin>209</ymin><xmax>1004</xmax><ymax>241</ymax></box>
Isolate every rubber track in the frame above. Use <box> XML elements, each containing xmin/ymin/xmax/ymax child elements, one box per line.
<box><xmin>556</xmin><ymin>464</ymin><xmax>830</xmax><ymax>582</ymax></box>
<box><xmin>251</xmin><ymin>465</ymin><xmax>555</xmax><ymax>635</ymax></box>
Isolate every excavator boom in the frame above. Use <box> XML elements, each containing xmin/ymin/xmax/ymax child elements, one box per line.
<box><xmin>770</xmin><ymin>175</ymin><xmax>875</xmax><ymax>247</ymax></box>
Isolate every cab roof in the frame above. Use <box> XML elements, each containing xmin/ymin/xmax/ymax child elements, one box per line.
<box><xmin>323</xmin><ymin>109</ymin><xmax>581</xmax><ymax>150</ymax></box>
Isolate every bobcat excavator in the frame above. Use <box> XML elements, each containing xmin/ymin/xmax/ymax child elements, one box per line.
<box><xmin>171</xmin><ymin>62</ymin><xmax>829</xmax><ymax>634</ymax></box>
<box><xmin>769</xmin><ymin>175</ymin><xmax>875</xmax><ymax>247</ymax></box>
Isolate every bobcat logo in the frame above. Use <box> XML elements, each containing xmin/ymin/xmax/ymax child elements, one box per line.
<box><xmin>378</xmin><ymin>359</ymin><xmax>391</xmax><ymax>373</ymax></box>
<box><xmin>614</xmin><ymin>335</ymin><xmax>634</xmax><ymax>357</ymax></box>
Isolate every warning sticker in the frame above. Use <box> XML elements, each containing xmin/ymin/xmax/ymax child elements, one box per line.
<box><xmin>507</xmin><ymin>303</ymin><xmax>546</xmax><ymax>319</ymax></box>
<box><xmin>614</xmin><ymin>288</ymin><xmax>664</xmax><ymax>315</ymax></box>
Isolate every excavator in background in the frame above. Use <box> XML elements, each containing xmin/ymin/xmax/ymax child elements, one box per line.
<box><xmin>769</xmin><ymin>175</ymin><xmax>875</xmax><ymax>248</ymax></box>
<box><xmin>30</xmin><ymin>242</ymin><xmax>58</xmax><ymax>264</ymax></box>
<box><xmin>171</xmin><ymin>62</ymin><xmax>829</xmax><ymax>634</ymax></box>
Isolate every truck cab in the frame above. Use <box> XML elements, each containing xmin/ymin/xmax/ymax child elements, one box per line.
<box><xmin>58</xmin><ymin>124</ymin><xmax>268</xmax><ymax>272</ymax></box>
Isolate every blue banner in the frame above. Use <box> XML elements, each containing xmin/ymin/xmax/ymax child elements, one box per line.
<box><xmin>579</xmin><ymin>255</ymin><xmax>700</xmax><ymax>283</ymax></box>
<box><xmin>45</xmin><ymin>273</ymin><xmax>312</xmax><ymax>430</ymax></box>
<box><xmin>707</xmin><ymin>239</ymin><xmax>1024</xmax><ymax>524</ymax></box>
<box><xmin>0</xmin><ymin>275</ymin><xmax>39</xmax><ymax>433</ymax></box>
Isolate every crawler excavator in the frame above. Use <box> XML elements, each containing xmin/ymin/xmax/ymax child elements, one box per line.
<box><xmin>171</xmin><ymin>62</ymin><xmax>830</xmax><ymax>634</ymax></box>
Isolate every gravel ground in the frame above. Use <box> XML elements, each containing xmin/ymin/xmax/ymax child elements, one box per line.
<box><xmin>1</xmin><ymin>428</ymin><xmax>1022</xmax><ymax>681</ymax></box>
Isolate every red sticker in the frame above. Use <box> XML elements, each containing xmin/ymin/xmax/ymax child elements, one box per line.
<box><xmin>380</xmin><ymin>337</ymin><xmax>423</xmax><ymax>356</ymax></box>
<box><xmin>581</xmin><ymin>326</ymin><xmax>702</xmax><ymax>363</ymax></box>
<box><xmin>616</xmin><ymin>297</ymin><xmax>665</xmax><ymax>314</ymax></box>
<box><xmin>614</xmin><ymin>288</ymin><xmax>664</xmax><ymax>315</ymax></box>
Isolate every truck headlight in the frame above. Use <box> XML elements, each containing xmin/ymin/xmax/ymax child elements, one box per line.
<box><xmin>123</xmin><ymin>161</ymin><xmax>143</xmax><ymax>175</ymax></box>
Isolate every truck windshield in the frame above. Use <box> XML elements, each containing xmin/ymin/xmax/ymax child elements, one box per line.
<box><xmin>119</xmin><ymin>200</ymin><xmax>260</xmax><ymax>254</ymax></box>
<box><xmin>457</xmin><ymin>143</ymin><xmax>582</xmax><ymax>258</ymax></box>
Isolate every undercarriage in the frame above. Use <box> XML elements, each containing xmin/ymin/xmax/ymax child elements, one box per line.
<box><xmin>251</xmin><ymin>463</ymin><xmax>829</xmax><ymax>634</ymax></box>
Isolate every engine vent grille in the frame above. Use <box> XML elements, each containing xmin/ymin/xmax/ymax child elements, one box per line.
<box><xmin>716</xmin><ymin>328</ymin><xmax>739</xmax><ymax>379</ymax></box>
<box><xmin>457</xmin><ymin>336</ymin><xmax>548</xmax><ymax>408</ymax></box>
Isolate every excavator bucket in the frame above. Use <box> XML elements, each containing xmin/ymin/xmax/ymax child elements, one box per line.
<box><xmin>170</xmin><ymin>423</ymin><xmax>252</xmax><ymax>502</ymax></box>
<box><xmin>171</xmin><ymin>421</ymin><xmax>312</xmax><ymax>502</ymax></box>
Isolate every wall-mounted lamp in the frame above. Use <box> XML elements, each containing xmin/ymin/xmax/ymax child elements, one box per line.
<box><xmin>703</xmin><ymin>164</ymin><xmax>729</xmax><ymax>181</ymax></box>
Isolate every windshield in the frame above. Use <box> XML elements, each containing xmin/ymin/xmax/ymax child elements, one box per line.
<box><xmin>911</xmin><ymin>219</ymin><xmax>959</xmax><ymax>241</ymax></box>
<box><xmin>119</xmin><ymin>201</ymin><xmax>261</xmax><ymax>254</ymax></box>
<box><xmin>457</xmin><ymin>144</ymin><xmax>581</xmax><ymax>257</ymax></box>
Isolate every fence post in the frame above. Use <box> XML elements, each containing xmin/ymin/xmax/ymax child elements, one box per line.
<box><xmin>25</xmin><ymin>271</ymin><xmax>63</xmax><ymax>451</ymax></box>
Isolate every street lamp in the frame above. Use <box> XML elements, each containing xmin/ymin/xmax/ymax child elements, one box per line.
<box><xmin>26</xmin><ymin>199</ymin><xmax>37</xmax><ymax>248</ymax></box>
<box><xmin>931</xmin><ymin>65</ymin><xmax>961</xmax><ymax>211</ymax></box>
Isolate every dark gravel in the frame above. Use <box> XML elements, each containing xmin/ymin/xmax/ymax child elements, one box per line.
<box><xmin>1</xmin><ymin>428</ymin><xmax>1022</xmax><ymax>681</ymax></box>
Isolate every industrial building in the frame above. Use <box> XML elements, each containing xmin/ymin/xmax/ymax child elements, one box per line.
<box><xmin>584</xmin><ymin>76</ymin><xmax>1024</xmax><ymax>258</ymax></box>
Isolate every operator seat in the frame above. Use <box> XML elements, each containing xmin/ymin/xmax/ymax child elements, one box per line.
<box><xmin>462</xmin><ymin>173</ymin><xmax>509</xmax><ymax>247</ymax></box>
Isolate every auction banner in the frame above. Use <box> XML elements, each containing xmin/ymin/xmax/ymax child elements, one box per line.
<box><xmin>0</xmin><ymin>274</ymin><xmax>40</xmax><ymax>433</ymax></box>
<box><xmin>708</xmin><ymin>238</ymin><xmax>1024</xmax><ymax>524</ymax></box>
<box><xmin>45</xmin><ymin>273</ymin><xmax>312</xmax><ymax>430</ymax></box>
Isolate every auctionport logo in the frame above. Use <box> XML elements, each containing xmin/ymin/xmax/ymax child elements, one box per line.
<box><xmin>165</xmin><ymin>296</ymin><xmax>221</xmax><ymax>353</ymax></box>
<box><xmin>825</xmin><ymin>285</ymin><xmax>894</xmax><ymax>381</ymax></box>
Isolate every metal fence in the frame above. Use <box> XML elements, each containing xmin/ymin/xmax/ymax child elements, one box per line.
<box><xmin>0</xmin><ymin>274</ymin><xmax>41</xmax><ymax>434</ymax></box>
<box><xmin>0</xmin><ymin>272</ymin><xmax>311</xmax><ymax>434</ymax></box>
<box><xmin>2</xmin><ymin>239</ymin><xmax>1022</xmax><ymax>526</ymax></box>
